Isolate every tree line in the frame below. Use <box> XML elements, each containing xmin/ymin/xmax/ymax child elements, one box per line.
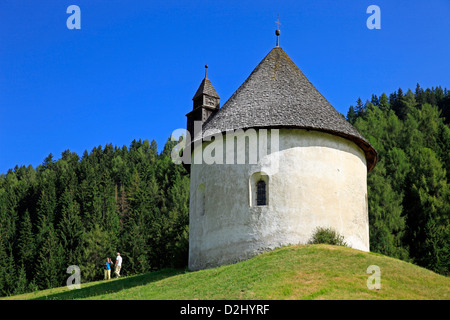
<box><xmin>347</xmin><ymin>84</ymin><xmax>449</xmax><ymax>276</ymax></box>
<box><xmin>0</xmin><ymin>138</ymin><xmax>190</xmax><ymax>296</ymax></box>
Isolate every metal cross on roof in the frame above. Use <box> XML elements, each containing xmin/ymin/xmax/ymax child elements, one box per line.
<box><xmin>275</xmin><ymin>15</ymin><xmax>281</xmax><ymax>30</ymax></box>
<box><xmin>275</xmin><ymin>15</ymin><xmax>281</xmax><ymax>47</ymax></box>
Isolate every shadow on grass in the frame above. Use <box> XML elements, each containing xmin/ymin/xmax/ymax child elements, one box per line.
<box><xmin>32</xmin><ymin>268</ymin><xmax>186</xmax><ymax>300</ymax></box>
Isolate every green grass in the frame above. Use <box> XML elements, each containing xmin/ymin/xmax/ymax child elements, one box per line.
<box><xmin>3</xmin><ymin>244</ymin><xmax>449</xmax><ymax>300</ymax></box>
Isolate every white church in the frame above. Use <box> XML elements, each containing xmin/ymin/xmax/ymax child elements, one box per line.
<box><xmin>184</xmin><ymin>30</ymin><xmax>377</xmax><ymax>271</ymax></box>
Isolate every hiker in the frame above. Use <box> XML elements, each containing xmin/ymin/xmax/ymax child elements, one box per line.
<box><xmin>115</xmin><ymin>252</ymin><xmax>122</xmax><ymax>278</ymax></box>
<box><xmin>104</xmin><ymin>258</ymin><xmax>112</xmax><ymax>280</ymax></box>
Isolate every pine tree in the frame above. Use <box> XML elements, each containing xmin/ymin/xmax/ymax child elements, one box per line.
<box><xmin>367</xmin><ymin>161</ymin><xmax>408</xmax><ymax>260</ymax></box>
<box><xmin>0</xmin><ymin>239</ymin><xmax>8</xmax><ymax>295</ymax></box>
<box><xmin>116</xmin><ymin>183</ymin><xmax>129</xmax><ymax>228</ymax></box>
<box><xmin>57</xmin><ymin>189</ymin><xmax>84</xmax><ymax>267</ymax></box>
<box><xmin>379</xmin><ymin>93</ymin><xmax>390</xmax><ymax>112</ymax></box>
<box><xmin>355</xmin><ymin>97</ymin><xmax>365</xmax><ymax>118</ymax></box>
<box><xmin>415</xmin><ymin>83</ymin><xmax>424</xmax><ymax>105</ymax></box>
<box><xmin>36</xmin><ymin>172</ymin><xmax>57</xmax><ymax>224</ymax></box>
<box><xmin>14</xmin><ymin>264</ymin><xmax>28</xmax><ymax>295</ymax></box>
<box><xmin>17</xmin><ymin>209</ymin><xmax>35</xmax><ymax>279</ymax></box>
<box><xmin>81</xmin><ymin>224</ymin><xmax>115</xmax><ymax>282</ymax></box>
<box><xmin>346</xmin><ymin>106</ymin><xmax>357</xmax><ymax>124</ymax></box>
<box><xmin>371</xmin><ymin>94</ymin><xmax>380</xmax><ymax>106</ymax></box>
<box><xmin>1</xmin><ymin>251</ymin><xmax>17</xmax><ymax>296</ymax></box>
<box><xmin>404</xmin><ymin>147</ymin><xmax>449</xmax><ymax>274</ymax></box>
<box><xmin>35</xmin><ymin>216</ymin><xmax>65</xmax><ymax>290</ymax></box>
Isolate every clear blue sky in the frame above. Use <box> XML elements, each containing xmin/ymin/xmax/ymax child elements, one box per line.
<box><xmin>1</xmin><ymin>0</ymin><xmax>449</xmax><ymax>174</ymax></box>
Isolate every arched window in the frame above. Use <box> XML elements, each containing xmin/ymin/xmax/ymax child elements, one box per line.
<box><xmin>256</xmin><ymin>180</ymin><xmax>267</xmax><ymax>206</ymax></box>
<box><xmin>249</xmin><ymin>172</ymin><xmax>269</xmax><ymax>207</ymax></box>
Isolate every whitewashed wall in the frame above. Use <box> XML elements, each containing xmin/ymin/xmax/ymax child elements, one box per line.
<box><xmin>188</xmin><ymin>128</ymin><xmax>369</xmax><ymax>270</ymax></box>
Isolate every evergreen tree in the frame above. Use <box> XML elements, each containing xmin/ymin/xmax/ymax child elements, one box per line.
<box><xmin>14</xmin><ymin>264</ymin><xmax>28</xmax><ymax>295</ymax></box>
<box><xmin>36</xmin><ymin>171</ymin><xmax>57</xmax><ymax>224</ymax></box>
<box><xmin>17</xmin><ymin>210</ymin><xmax>35</xmax><ymax>279</ymax></box>
<box><xmin>346</xmin><ymin>106</ymin><xmax>357</xmax><ymax>124</ymax></box>
<box><xmin>115</xmin><ymin>183</ymin><xmax>129</xmax><ymax>228</ymax></box>
<box><xmin>81</xmin><ymin>224</ymin><xmax>115</xmax><ymax>282</ymax></box>
<box><xmin>415</xmin><ymin>83</ymin><xmax>424</xmax><ymax>105</ymax></box>
<box><xmin>404</xmin><ymin>147</ymin><xmax>449</xmax><ymax>274</ymax></box>
<box><xmin>400</xmin><ymin>89</ymin><xmax>417</xmax><ymax>119</ymax></box>
<box><xmin>379</xmin><ymin>92</ymin><xmax>390</xmax><ymax>112</ymax></box>
<box><xmin>34</xmin><ymin>217</ymin><xmax>65</xmax><ymax>290</ymax></box>
<box><xmin>1</xmin><ymin>251</ymin><xmax>18</xmax><ymax>296</ymax></box>
<box><xmin>0</xmin><ymin>240</ymin><xmax>9</xmax><ymax>295</ymax></box>
<box><xmin>355</xmin><ymin>97</ymin><xmax>365</xmax><ymax>118</ymax></box>
<box><xmin>351</xmin><ymin>86</ymin><xmax>449</xmax><ymax>275</ymax></box>
<box><xmin>367</xmin><ymin>161</ymin><xmax>408</xmax><ymax>260</ymax></box>
<box><xmin>371</xmin><ymin>94</ymin><xmax>380</xmax><ymax>106</ymax></box>
<box><xmin>57</xmin><ymin>189</ymin><xmax>84</xmax><ymax>267</ymax></box>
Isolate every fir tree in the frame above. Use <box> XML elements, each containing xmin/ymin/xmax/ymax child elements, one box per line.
<box><xmin>34</xmin><ymin>217</ymin><xmax>65</xmax><ymax>290</ymax></box>
<box><xmin>17</xmin><ymin>210</ymin><xmax>35</xmax><ymax>279</ymax></box>
<box><xmin>346</xmin><ymin>106</ymin><xmax>357</xmax><ymax>124</ymax></box>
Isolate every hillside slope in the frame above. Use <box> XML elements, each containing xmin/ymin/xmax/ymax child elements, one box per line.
<box><xmin>4</xmin><ymin>244</ymin><xmax>449</xmax><ymax>300</ymax></box>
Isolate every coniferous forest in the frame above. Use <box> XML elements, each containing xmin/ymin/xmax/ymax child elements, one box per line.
<box><xmin>348</xmin><ymin>84</ymin><xmax>449</xmax><ymax>276</ymax></box>
<box><xmin>0</xmin><ymin>84</ymin><xmax>449</xmax><ymax>297</ymax></box>
<box><xmin>0</xmin><ymin>139</ymin><xmax>190</xmax><ymax>296</ymax></box>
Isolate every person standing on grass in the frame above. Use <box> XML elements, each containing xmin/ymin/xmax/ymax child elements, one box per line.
<box><xmin>115</xmin><ymin>252</ymin><xmax>122</xmax><ymax>278</ymax></box>
<box><xmin>104</xmin><ymin>258</ymin><xmax>112</xmax><ymax>280</ymax></box>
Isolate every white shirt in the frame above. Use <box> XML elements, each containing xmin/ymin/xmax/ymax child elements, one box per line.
<box><xmin>116</xmin><ymin>255</ymin><xmax>122</xmax><ymax>266</ymax></box>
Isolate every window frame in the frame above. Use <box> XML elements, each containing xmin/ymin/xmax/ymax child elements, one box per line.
<box><xmin>256</xmin><ymin>179</ymin><xmax>267</xmax><ymax>206</ymax></box>
<box><xmin>249</xmin><ymin>172</ymin><xmax>269</xmax><ymax>207</ymax></box>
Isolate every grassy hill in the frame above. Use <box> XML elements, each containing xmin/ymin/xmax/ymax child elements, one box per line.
<box><xmin>3</xmin><ymin>244</ymin><xmax>449</xmax><ymax>300</ymax></box>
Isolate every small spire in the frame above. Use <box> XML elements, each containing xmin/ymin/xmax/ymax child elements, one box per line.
<box><xmin>275</xmin><ymin>14</ymin><xmax>281</xmax><ymax>47</ymax></box>
<box><xmin>205</xmin><ymin>64</ymin><xmax>208</xmax><ymax>79</ymax></box>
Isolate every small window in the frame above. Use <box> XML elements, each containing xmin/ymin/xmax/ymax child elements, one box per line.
<box><xmin>256</xmin><ymin>180</ymin><xmax>267</xmax><ymax>206</ymax></box>
<box><xmin>249</xmin><ymin>172</ymin><xmax>269</xmax><ymax>207</ymax></box>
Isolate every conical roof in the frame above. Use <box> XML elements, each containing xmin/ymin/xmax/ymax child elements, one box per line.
<box><xmin>200</xmin><ymin>47</ymin><xmax>377</xmax><ymax>171</ymax></box>
<box><xmin>193</xmin><ymin>77</ymin><xmax>220</xmax><ymax>100</ymax></box>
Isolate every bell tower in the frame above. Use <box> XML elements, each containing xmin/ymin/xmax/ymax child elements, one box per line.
<box><xmin>186</xmin><ymin>65</ymin><xmax>220</xmax><ymax>143</ymax></box>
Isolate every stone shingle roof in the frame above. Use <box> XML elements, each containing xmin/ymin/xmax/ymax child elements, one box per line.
<box><xmin>193</xmin><ymin>77</ymin><xmax>220</xmax><ymax>100</ymax></box>
<box><xmin>199</xmin><ymin>46</ymin><xmax>377</xmax><ymax>171</ymax></box>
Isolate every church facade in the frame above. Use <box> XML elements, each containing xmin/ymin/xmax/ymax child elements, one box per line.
<box><xmin>185</xmin><ymin>42</ymin><xmax>377</xmax><ymax>271</ymax></box>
